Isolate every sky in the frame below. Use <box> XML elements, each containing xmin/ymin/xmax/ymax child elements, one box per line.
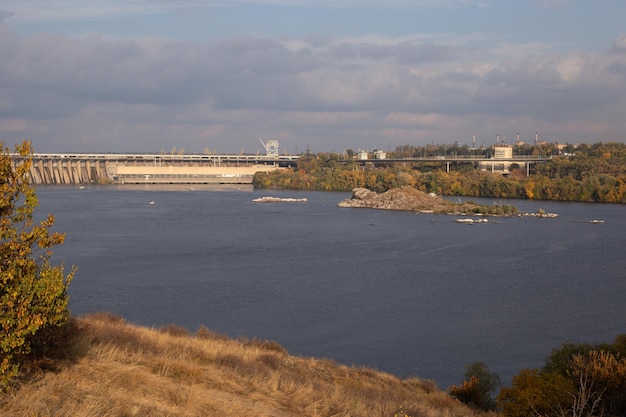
<box><xmin>1</xmin><ymin>1</ymin><xmax>626</xmax><ymax>154</ymax></box>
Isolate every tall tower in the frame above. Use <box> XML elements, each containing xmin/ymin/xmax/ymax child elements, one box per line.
<box><xmin>535</xmin><ymin>132</ymin><xmax>539</xmax><ymax>144</ymax></box>
<box><xmin>516</xmin><ymin>133</ymin><xmax>520</xmax><ymax>144</ymax></box>
<box><xmin>472</xmin><ymin>134</ymin><xmax>476</xmax><ymax>148</ymax></box>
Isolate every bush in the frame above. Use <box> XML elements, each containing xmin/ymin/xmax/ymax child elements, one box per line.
<box><xmin>499</xmin><ymin>335</ymin><xmax>626</xmax><ymax>417</ymax></box>
<box><xmin>24</xmin><ymin>317</ymin><xmax>88</xmax><ymax>367</ymax></box>
<box><xmin>0</xmin><ymin>141</ymin><xmax>76</xmax><ymax>388</ymax></box>
<box><xmin>497</xmin><ymin>369</ymin><xmax>573</xmax><ymax>417</ymax></box>
<box><xmin>449</xmin><ymin>361</ymin><xmax>500</xmax><ymax>411</ymax></box>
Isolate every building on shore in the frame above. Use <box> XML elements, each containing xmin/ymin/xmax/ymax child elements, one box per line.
<box><xmin>478</xmin><ymin>145</ymin><xmax>528</xmax><ymax>175</ymax></box>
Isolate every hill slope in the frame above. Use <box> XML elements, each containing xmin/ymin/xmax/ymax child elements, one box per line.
<box><xmin>1</xmin><ymin>313</ymin><xmax>485</xmax><ymax>417</ymax></box>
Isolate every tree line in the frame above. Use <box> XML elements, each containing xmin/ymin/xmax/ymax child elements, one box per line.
<box><xmin>253</xmin><ymin>142</ymin><xmax>626</xmax><ymax>203</ymax></box>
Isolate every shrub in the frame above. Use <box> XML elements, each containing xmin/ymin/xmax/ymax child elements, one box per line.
<box><xmin>25</xmin><ymin>316</ymin><xmax>88</xmax><ymax>364</ymax></box>
<box><xmin>0</xmin><ymin>141</ymin><xmax>76</xmax><ymax>388</ymax></box>
<box><xmin>497</xmin><ymin>369</ymin><xmax>573</xmax><ymax>417</ymax></box>
<box><xmin>499</xmin><ymin>336</ymin><xmax>626</xmax><ymax>417</ymax></box>
<box><xmin>449</xmin><ymin>361</ymin><xmax>500</xmax><ymax>411</ymax></box>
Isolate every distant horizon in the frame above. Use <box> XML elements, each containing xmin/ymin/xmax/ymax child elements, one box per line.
<box><xmin>10</xmin><ymin>137</ymin><xmax>611</xmax><ymax>157</ymax></box>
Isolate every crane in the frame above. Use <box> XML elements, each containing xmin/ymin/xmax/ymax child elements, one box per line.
<box><xmin>259</xmin><ymin>138</ymin><xmax>279</xmax><ymax>157</ymax></box>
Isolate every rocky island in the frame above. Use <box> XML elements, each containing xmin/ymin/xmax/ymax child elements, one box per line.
<box><xmin>338</xmin><ymin>187</ymin><xmax>518</xmax><ymax>216</ymax></box>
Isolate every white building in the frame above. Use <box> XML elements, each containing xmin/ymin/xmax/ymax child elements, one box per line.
<box><xmin>494</xmin><ymin>146</ymin><xmax>513</xmax><ymax>159</ymax></box>
<box><xmin>479</xmin><ymin>145</ymin><xmax>526</xmax><ymax>174</ymax></box>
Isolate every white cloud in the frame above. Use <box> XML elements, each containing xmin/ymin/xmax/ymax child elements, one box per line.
<box><xmin>612</xmin><ymin>33</ymin><xmax>626</xmax><ymax>54</ymax></box>
<box><xmin>1</xmin><ymin>18</ymin><xmax>626</xmax><ymax>153</ymax></box>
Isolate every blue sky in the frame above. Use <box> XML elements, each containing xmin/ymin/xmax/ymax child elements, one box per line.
<box><xmin>1</xmin><ymin>0</ymin><xmax>626</xmax><ymax>153</ymax></box>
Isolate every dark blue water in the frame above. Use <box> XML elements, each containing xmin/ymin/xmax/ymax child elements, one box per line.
<box><xmin>36</xmin><ymin>185</ymin><xmax>626</xmax><ymax>389</ymax></box>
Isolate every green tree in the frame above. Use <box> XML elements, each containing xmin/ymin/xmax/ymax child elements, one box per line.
<box><xmin>0</xmin><ymin>141</ymin><xmax>76</xmax><ymax>388</ymax></box>
<box><xmin>449</xmin><ymin>361</ymin><xmax>501</xmax><ymax>411</ymax></box>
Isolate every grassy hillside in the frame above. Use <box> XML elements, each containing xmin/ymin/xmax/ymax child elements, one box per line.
<box><xmin>0</xmin><ymin>313</ymin><xmax>486</xmax><ymax>417</ymax></box>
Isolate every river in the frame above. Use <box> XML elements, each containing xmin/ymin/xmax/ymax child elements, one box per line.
<box><xmin>36</xmin><ymin>185</ymin><xmax>626</xmax><ymax>389</ymax></box>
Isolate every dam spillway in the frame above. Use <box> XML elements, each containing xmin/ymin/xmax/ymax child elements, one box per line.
<box><xmin>12</xmin><ymin>153</ymin><xmax>299</xmax><ymax>185</ymax></box>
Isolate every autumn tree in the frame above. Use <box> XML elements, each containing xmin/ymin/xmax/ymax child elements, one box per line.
<box><xmin>0</xmin><ymin>141</ymin><xmax>75</xmax><ymax>388</ymax></box>
<box><xmin>568</xmin><ymin>350</ymin><xmax>626</xmax><ymax>417</ymax></box>
<box><xmin>497</xmin><ymin>369</ymin><xmax>573</xmax><ymax>417</ymax></box>
<box><xmin>499</xmin><ymin>336</ymin><xmax>626</xmax><ymax>417</ymax></box>
<box><xmin>253</xmin><ymin>143</ymin><xmax>626</xmax><ymax>202</ymax></box>
<box><xmin>449</xmin><ymin>361</ymin><xmax>501</xmax><ymax>411</ymax></box>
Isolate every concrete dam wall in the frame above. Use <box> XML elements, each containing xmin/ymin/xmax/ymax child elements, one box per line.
<box><xmin>113</xmin><ymin>165</ymin><xmax>278</xmax><ymax>185</ymax></box>
<box><xmin>27</xmin><ymin>157</ymin><xmax>110</xmax><ymax>184</ymax></box>
<box><xmin>14</xmin><ymin>154</ymin><xmax>297</xmax><ymax>185</ymax></box>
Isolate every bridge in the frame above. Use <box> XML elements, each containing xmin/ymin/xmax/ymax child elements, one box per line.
<box><xmin>11</xmin><ymin>151</ymin><xmax>553</xmax><ymax>185</ymax></box>
<box><xmin>355</xmin><ymin>155</ymin><xmax>554</xmax><ymax>175</ymax></box>
<box><xmin>11</xmin><ymin>153</ymin><xmax>300</xmax><ymax>185</ymax></box>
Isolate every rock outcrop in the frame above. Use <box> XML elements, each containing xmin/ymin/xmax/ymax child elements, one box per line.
<box><xmin>338</xmin><ymin>187</ymin><xmax>453</xmax><ymax>212</ymax></box>
<box><xmin>338</xmin><ymin>187</ymin><xmax>519</xmax><ymax>216</ymax></box>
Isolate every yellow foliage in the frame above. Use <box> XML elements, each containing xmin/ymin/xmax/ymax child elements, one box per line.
<box><xmin>0</xmin><ymin>141</ymin><xmax>76</xmax><ymax>388</ymax></box>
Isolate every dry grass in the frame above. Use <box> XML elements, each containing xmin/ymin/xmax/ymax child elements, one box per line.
<box><xmin>0</xmin><ymin>313</ymin><xmax>488</xmax><ymax>417</ymax></box>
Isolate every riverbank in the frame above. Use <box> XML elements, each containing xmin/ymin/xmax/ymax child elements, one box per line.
<box><xmin>1</xmin><ymin>313</ymin><xmax>483</xmax><ymax>417</ymax></box>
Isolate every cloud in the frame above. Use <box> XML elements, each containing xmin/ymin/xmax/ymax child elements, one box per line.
<box><xmin>612</xmin><ymin>33</ymin><xmax>626</xmax><ymax>54</ymax></box>
<box><xmin>326</xmin><ymin>40</ymin><xmax>458</xmax><ymax>65</ymax></box>
<box><xmin>1</xmin><ymin>19</ymin><xmax>626</xmax><ymax>153</ymax></box>
<box><xmin>474</xmin><ymin>53</ymin><xmax>603</xmax><ymax>116</ymax></box>
<box><xmin>0</xmin><ymin>9</ymin><xmax>14</xmax><ymax>22</ymax></box>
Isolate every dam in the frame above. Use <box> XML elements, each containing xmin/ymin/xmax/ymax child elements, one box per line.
<box><xmin>13</xmin><ymin>153</ymin><xmax>299</xmax><ymax>185</ymax></box>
